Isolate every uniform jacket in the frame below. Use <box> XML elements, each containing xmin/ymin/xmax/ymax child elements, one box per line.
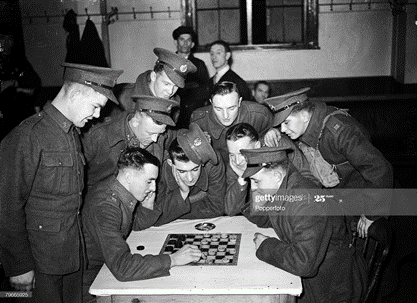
<box><xmin>242</xmin><ymin>165</ymin><xmax>367</xmax><ymax>303</ymax></box>
<box><xmin>82</xmin><ymin>111</ymin><xmax>176</xmax><ymax>187</ymax></box>
<box><xmin>82</xmin><ymin>175</ymin><xmax>170</xmax><ymax>287</ymax></box>
<box><xmin>116</xmin><ymin>70</ymin><xmax>180</xmax><ymax>113</ymax></box>
<box><xmin>0</xmin><ymin>102</ymin><xmax>84</xmax><ymax>276</ymax></box>
<box><xmin>191</xmin><ymin>101</ymin><xmax>274</xmax><ymax>164</ymax></box>
<box><xmin>299</xmin><ymin>101</ymin><xmax>393</xmax><ymax>218</ymax></box>
<box><xmin>225</xmin><ymin>135</ymin><xmax>319</xmax><ymax>216</ymax></box>
<box><xmin>208</xmin><ymin>69</ymin><xmax>252</xmax><ymax>101</ymax></box>
<box><xmin>154</xmin><ymin>151</ymin><xmax>226</xmax><ymax>225</ymax></box>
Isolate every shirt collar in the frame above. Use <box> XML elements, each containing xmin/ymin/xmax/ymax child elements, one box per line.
<box><xmin>214</xmin><ymin>65</ymin><xmax>230</xmax><ymax>81</ymax></box>
<box><xmin>163</xmin><ymin>161</ymin><xmax>209</xmax><ymax>192</ymax></box>
<box><xmin>43</xmin><ymin>102</ymin><xmax>74</xmax><ymax>133</ymax></box>
<box><xmin>207</xmin><ymin>101</ymin><xmax>251</xmax><ymax>139</ymax></box>
<box><xmin>299</xmin><ymin>101</ymin><xmax>327</xmax><ymax>147</ymax></box>
<box><xmin>109</xmin><ymin>175</ymin><xmax>138</xmax><ymax>211</ymax></box>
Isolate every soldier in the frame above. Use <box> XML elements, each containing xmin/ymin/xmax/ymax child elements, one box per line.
<box><xmin>82</xmin><ymin>147</ymin><xmax>202</xmax><ymax>303</ymax></box>
<box><xmin>115</xmin><ymin>48</ymin><xmax>197</xmax><ymax>115</ymax></box>
<box><xmin>154</xmin><ymin>123</ymin><xmax>226</xmax><ymax>225</ymax></box>
<box><xmin>240</xmin><ymin>147</ymin><xmax>367</xmax><ymax>302</ymax></box>
<box><xmin>251</xmin><ymin>80</ymin><xmax>271</xmax><ymax>104</ymax></box>
<box><xmin>225</xmin><ymin>123</ymin><xmax>318</xmax><ymax>215</ymax></box>
<box><xmin>82</xmin><ymin>95</ymin><xmax>179</xmax><ymax>187</ymax></box>
<box><xmin>264</xmin><ymin>87</ymin><xmax>393</xmax><ymax>238</ymax></box>
<box><xmin>0</xmin><ymin>63</ymin><xmax>123</xmax><ymax>303</ymax></box>
<box><xmin>172</xmin><ymin>26</ymin><xmax>210</xmax><ymax>128</ymax></box>
<box><xmin>190</xmin><ymin>81</ymin><xmax>280</xmax><ymax>164</ymax></box>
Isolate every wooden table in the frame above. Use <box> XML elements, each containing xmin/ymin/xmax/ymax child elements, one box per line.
<box><xmin>89</xmin><ymin>216</ymin><xmax>302</xmax><ymax>303</ymax></box>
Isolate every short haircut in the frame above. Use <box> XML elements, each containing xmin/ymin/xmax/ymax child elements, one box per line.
<box><xmin>263</xmin><ymin>159</ymin><xmax>289</xmax><ymax>171</ymax></box>
<box><xmin>226</xmin><ymin>123</ymin><xmax>259</xmax><ymax>142</ymax></box>
<box><xmin>211</xmin><ymin>81</ymin><xmax>239</xmax><ymax>100</ymax></box>
<box><xmin>117</xmin><ymin>147</ymin><xmax>160</xmax><ymax>171</ymax></box>
<box><xmin>254</xmin><ymin>81</ymin><xmax>271</xmax><ymax>91</ymax></box>
<box><xmin>168</xmin><ymin>138</ymin><xmax>190</xmax><ymax>163</ymax></box>
<box><xmin>153</xmin><ymin>61</ymin><xmax>165</xmax><ymax>74</ymax></box>
<box><xmin>291</xmin><ymin>99</ymin><xmax>315</xmax><ymax>115</ymax></box>
<box><xmin>210</xmin><ymin>40</ymin><xmax>231</xmax><ymax>53</ymax></box>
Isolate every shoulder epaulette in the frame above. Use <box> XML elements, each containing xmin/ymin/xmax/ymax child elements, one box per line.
<box><xmin>191</xmin><ymin>108</ymin><xmax>208</xmax><ymax>121</ymax></box>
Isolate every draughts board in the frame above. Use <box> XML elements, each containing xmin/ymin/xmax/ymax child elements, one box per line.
<box><xmin>159</xmin><ymin>233</ymin><xmax>242</xmax><ymax>266</ymax></box>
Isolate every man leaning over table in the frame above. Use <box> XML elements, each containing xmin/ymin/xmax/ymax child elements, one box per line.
<box><xmin>154</xmin><ymin>123</ymin><xmax>226</xmax><ymax>226</ymax></box>
<box><xmin>82</xmin><ymin>147</ymin><xmax>202</xmax><ymax>303</ymax></box>
<box><xmin>239</xmin><ymin>146</ymin><xmax>367</xmax><ymax>302</ymax></box>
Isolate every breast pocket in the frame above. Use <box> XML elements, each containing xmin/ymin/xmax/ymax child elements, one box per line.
<box><xmin>33</xmin><ymin>151</ymin><xmax>75</xmax><ymax>195</ymax></box>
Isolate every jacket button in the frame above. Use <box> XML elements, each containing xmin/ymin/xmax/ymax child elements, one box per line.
<box><xmin>79</xmin><ymin>192</ymin><xmax>82</xmax><ymax>195</ymax></box>
<box><xmin>39</xmin><ymin>225</ymin><xmax>43</xmax><ymax>229</ymax></box>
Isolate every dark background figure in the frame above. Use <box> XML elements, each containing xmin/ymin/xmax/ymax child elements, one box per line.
<box><xmin>0</xmin><ymin>31</ymin><xmax>41</xmax><ymax>140</ymax></box>
<box><xmin>172</xmin><ymin>26</ymin><xmax>210</xmax><ymax>128</ymax></box>
<box><xmin>63</xmin><ymin>9</ymin><xmax>81</xmax><ymax>64</ymax></box>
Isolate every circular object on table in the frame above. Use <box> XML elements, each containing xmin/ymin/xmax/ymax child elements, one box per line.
<box><xmin>195</xmin><ymin>222</ymin><xmax>216</xmax><ymax>231</ymax></box>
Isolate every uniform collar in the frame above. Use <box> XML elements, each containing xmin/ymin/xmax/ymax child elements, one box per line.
<box><xmin>43</xmin><ymin>102</ymin><xmax>74</xmax><ymax>133</ymax></box>
<box><xmin>163</xmin><ymin>161</ymin><xmax>209</xmax><ymax>192</ymax></box>
<box><xmin>207</xmin><ymin>101</ymin><xmax>251</xmax><ymax>139</ymax></box>
<box><xmin>105</xmin><ymin>111</ymin><xmax>132</xmax><ymax>147</ymax></box>
<box><xmin>299</xmin><ymin>101</ymin><xmax>327</xmax><ymax>147</ymax></box>
<box><xmin>109</xmin><ymin>175</ymin><xmax>138</xmax><ymax>211</ymax></box>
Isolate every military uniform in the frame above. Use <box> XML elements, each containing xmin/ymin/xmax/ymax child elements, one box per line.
<box><xmin>82</xmin><ymin>175</ymin><xmax>170</xmax><ymax>302</ymax></box>
<box><xmin>191</xmin><ymin>101</ymin><xmax>274</xmax><ymax>164</ymax></box>
<box><xmin>239</xmin><ymin>147</ymin><xmax>367</xmax><ymax>303</ymax></box>
<box><xmin>82</xmin><ymin>110</ymin><xmax>177</xmax><ymax>187</ymax></box>
<box><xmin>0</xmin><ymin>63</ymin><xmax>122</xmax><ymax>303</ymax></box>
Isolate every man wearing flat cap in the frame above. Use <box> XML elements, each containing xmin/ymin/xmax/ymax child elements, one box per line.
<box><xmin>172</xmin><ymin>26</ymin><xmax>210</xmax><ymax>128</ymax></box>
<box><xmin>115</xmin><ymin>47</ymin><xmax>197</xmax><ymax>114</ymax></box>
<box><xmin>237</xmin><ymin>147</ymin><xmax>367</xmax><ymax>303</ymax></box>
<box><xmin>82</xmin><ymin>95</ymin><xmax>180</xmax><ymax>187</ymax></box>
<box><xmin>0</xmin><ymin>62</ymin><xmax>123</xmax><ymax>302</ymax></box>
<box><xmin>264</xmin><ymin>87</ymin><xmax>393</xmax><ymax>239</ymax></box>
<box><xmin>153</xmin><ymin>123</ymin><xmax>226</xmax><ymax>225</ymax></box>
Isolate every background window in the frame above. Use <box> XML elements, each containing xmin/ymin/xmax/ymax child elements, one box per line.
<box><xmin>182</xmin><ymin>0</ymin><xmax>318</xmax><ymax>50</ymax></box>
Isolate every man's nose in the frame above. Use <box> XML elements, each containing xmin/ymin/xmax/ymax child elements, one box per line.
<box><xmin>223</xmin><ymin>110</ymin><xmax>229</xmax><ymax>119</ymax></box>
<box><xmin>186</xmin><ymin>172</ymin><xmax>193</xmax><ymax>182</ymax></box>
<box><xmin>236</xmin><ymin>154</ymin><xmax>245</xmax><ymax>165</ymax></box>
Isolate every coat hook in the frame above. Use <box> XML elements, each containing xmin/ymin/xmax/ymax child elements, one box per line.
<box><xmin>330</xmin><ymin>0</ymin><xmax>333</xmax><ymax>11</ymax></box>
<box><xmin>44</xmin><ymin>11</ymin><xmax>49</xmax><ymax>22</ymax></box>
<box><xmin>368</xmin><ymin>0</ymin><xmax>372</xmax><ymax>10</ymax></box>
<box><xmin>168</xmin><ymin>6</ymin><xmax>171</xmax><ymax>18</ymax></box>
<box><xmin>85</xmin><ymin>8</ymin><xmax>90</xmax><ymax>19</ymax></box>
<box><xmin>349</xmin><ymin>0</ymin><xmax>353</xmax><ymax>10</ymax></box>
<box><xmin>150</xmin><ymin>6</ymin><xmax>154</xmax><ymax>19</ymax></box>
<box><xmin>132</xmin><ymin>7</ymin><xmax>136</xmax><ymax>19</ymax></box>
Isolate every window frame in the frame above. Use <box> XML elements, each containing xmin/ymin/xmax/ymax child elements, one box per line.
<box><xmin>180</xmin><ymin>0</ymin><xmax>319</xmax><ymax>51</ymax></box>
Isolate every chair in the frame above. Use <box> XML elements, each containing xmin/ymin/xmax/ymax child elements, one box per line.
<box><xmin>354</xmin><ymin>218</ymin><xmax>393</xmax><ymax>303</ymax></box>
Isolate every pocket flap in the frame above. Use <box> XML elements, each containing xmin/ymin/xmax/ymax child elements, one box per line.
<box><xmin>27</xmin><ymin>216</ymin><xmax>61</xmax><ymax>232</ymax></box>
<box><xmin>41</xmin><ymin>151</ymin><xmax>74</xmax><ymax>167</ymax></box>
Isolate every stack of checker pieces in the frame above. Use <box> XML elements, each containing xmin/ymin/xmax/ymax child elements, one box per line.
<box><xmin>160</xmin><ymin>233</ymin><xmax>242</xmax><ymax>265</ymax></box>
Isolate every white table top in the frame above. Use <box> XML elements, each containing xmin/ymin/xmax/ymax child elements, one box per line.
<box><xmin>90</xmin><ymin>216</ymin><xmax>302</xmax><ymax>296</ymax></box>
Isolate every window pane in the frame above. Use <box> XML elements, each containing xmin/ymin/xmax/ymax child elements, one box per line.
<box><xmin>267</xmin><ymin>7</ymin><xmax>284</xmax><ymax>43</ymax></box>
<box><xmin>220</xmin><ymin>9</ymin><xmax>241</xmax><ymax>44</ymax></box>
<box><xmin>197</xmin><ymin>10</ymin><xmax>219</xmax><ymax>45</ymax></box>
<box><xmin>196</xmin><ymin>0</ymin><xmax>218</xmax><ymax>9</ymax></box>
<box><xmin>284</xmin><ymin>7</ymin><xmax>302</xmax><ymax>42</ymax></box>
<box><xmin>219</xmin><ymin>0</ymin><xmax>240</xmax><ymax>7</ymax></box>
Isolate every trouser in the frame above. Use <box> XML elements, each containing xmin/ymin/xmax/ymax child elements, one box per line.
<box><xmin>30</xmin><ymin>267</ymin><xmax>83</xmax><ymax>303</ymax></box>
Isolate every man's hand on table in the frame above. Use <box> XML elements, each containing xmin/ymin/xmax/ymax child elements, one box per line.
<box><xmin>253</xmin><ymin>232</ymin><xmax>270</xmax><ymax>250</ymax></box>
<box><xmin>264</xmin><ymin>128</ymin><xmax>281</xmax><ymax>147</ymax></box>
<box><xmin>169</xmin><ymin>245</ymin><xmax>203</xmax><ymax>267</ymax></box>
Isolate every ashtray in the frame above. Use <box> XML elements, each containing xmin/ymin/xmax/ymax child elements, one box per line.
<box><xmin>195</xmin><ymin>222</ymin><xmax>216</xmax><ymax>231</ymax></box>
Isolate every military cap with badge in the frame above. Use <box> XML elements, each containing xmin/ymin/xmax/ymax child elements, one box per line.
<box><xmin>240</xmin><ymin>146</ymin><xmax>293</xmax><ymax>179</ymax></box>
<box><xmin>153</xmin><ymin>47</ymin><xmax>197</xmax><ymax>88</ymax></box>
<box><xmin>132</xmin><ymin>95</ymin><xmax>180</xmax><ymax>127</ymax></box>
<box><xmin>263</xmin><ymin>87</ymin><xmax>310</xmax><ymax>126</ymax></box>
<box><xmin>61</xmin><ymin>62</ymin><xmax>123</xmax><ymax>104</ymax></box>
<box><xmin>177</xmin><ymin>123</ymin><xmax>218</xmax><ymax>165</ymax></box>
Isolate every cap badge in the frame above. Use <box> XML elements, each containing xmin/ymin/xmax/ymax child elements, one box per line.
<box><xmin>180</xmin><ymin>64</ymin><xmax>187</xmax><ymax>73</ymax></box>
<box><xmin>193</xmin><ymin>137</ymin><xmax>202</xmax><ymax>147</ymax></box>
<box><xmin>166</xmin><ymin>104</ymin><xmax>173</xmax><ymax>112</ymax></box>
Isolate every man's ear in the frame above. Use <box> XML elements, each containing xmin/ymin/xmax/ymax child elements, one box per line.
<box><xmin>226</xmin><ymin>52</ymin><xmax>231</xmax><ymax>61</ymax></box>
<box><xmin>191</xmin><ymin>41</ymin><xmax>195</xmax><ymax>49</ymax></box>
<box><xmin>125</xmin><ymin>170</ymin><xmax>133</xmax><ymax>184</ymax></box>
<box><xmin>255</xmin><ymin>140</ymin><xmax>261</xmax><ymax>148</ymax></box>
<box><xmin>150</xmin><ymin>71</ymin><xmax>157</xmax><ymax>82</ymax></box>
<box><xmin>167</xmin><ymin>159</ymin><xmax>173</xmax><ymax>167</ymax></box>
<box><xmin>300</xmin><ymin>110</ymin><xmax>310</xmax><ymax>123</ymax></box>
<box><xmin>273</xmin><ymin>170</ymin><xmax>283</xmax><ymax>182</ymax></box>
<box><xmin>238</xmin><ymin>97</ymin><xmax>242</xmax><ymax>107</ymax></box>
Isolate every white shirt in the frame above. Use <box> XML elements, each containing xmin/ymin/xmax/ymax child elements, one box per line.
<box><xmin>213</xmin><ymin>65</ymin><xmax>230</xmax><ymax>84</ymax></box>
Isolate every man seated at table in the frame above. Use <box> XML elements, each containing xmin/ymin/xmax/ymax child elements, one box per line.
<box><xmin>225</xmin><ymin>123</ymin><xmax>318</xmax><ymax>216</ymax></box>
<box><xmin>154</xmin><ymin>123</ymin><xmax>226</xmax><ymax>225</ymax></box>
<box><xmin>239</xmin><ymin>147</ymin><xmax>367</xmax><ymax>303</ymax></box>
<box><xmin>82</xmin><ymin>147</ymin><xmax>203</xmax><ymax>303</ymax></box>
